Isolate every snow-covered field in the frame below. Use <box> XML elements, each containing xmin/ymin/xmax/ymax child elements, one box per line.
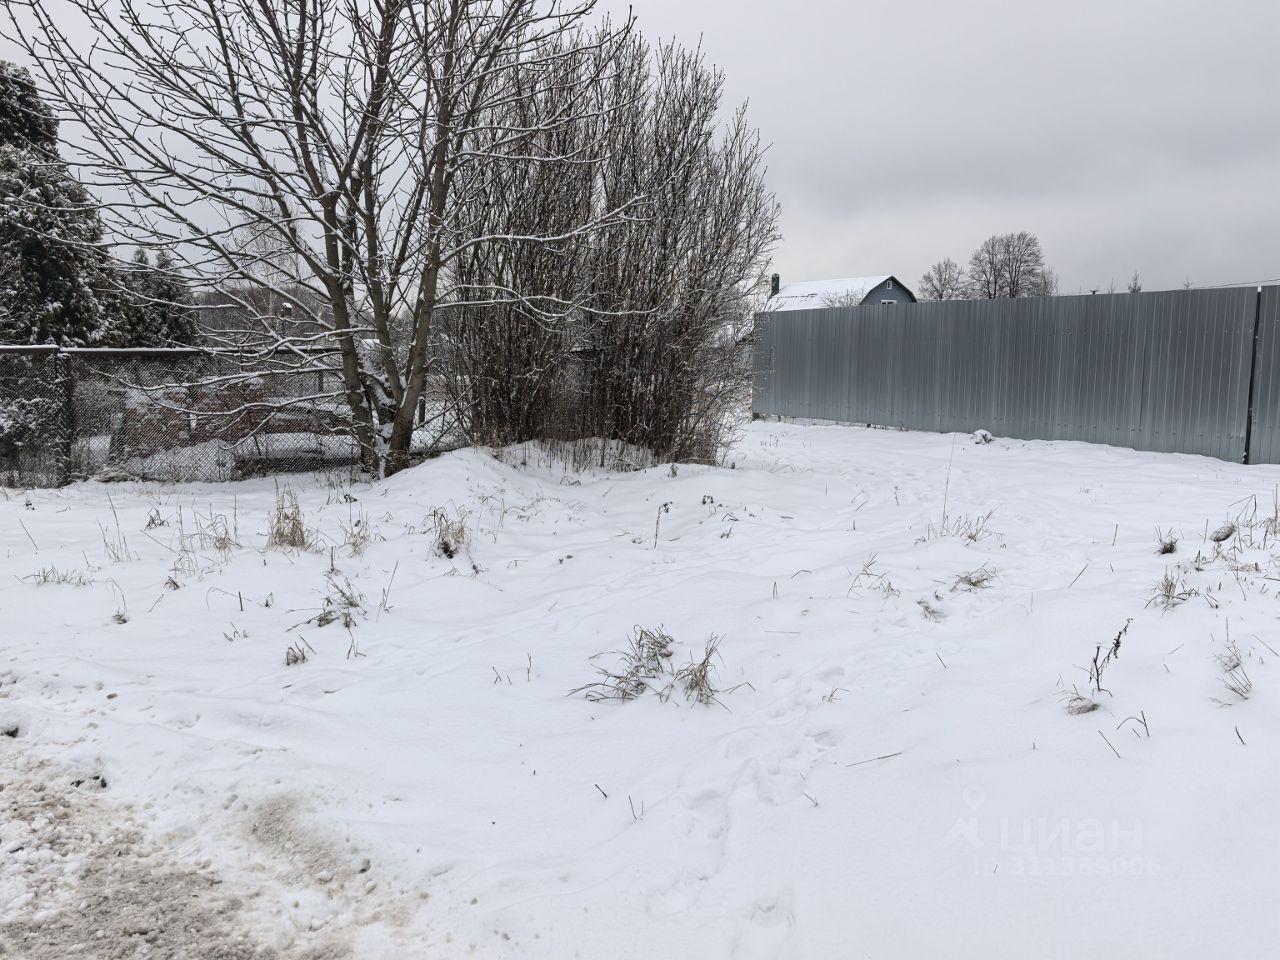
<box><xmin>2</xmin><ymin>421</ymin><xmax>1278</xmax><ymax>958</ymax></box>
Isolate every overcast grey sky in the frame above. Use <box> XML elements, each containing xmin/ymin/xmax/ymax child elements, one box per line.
<box><xmin>4</xmin><ymin>0</ymin><xmax>1275</xmax><ymax>294</ymax></box>
<box><xmin>602</xmin><ymin>0</ymin><xmax>1280</xmax><ymax>294</ymax></box>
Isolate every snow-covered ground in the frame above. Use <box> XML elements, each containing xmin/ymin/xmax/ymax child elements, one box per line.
<box><xmin>2</xmin><ymin>421</ymin><xmax>1278</xmax><ymax>958</ymax></box>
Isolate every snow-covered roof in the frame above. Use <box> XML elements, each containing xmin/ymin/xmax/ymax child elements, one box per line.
<box><xmin>768</xmin><ymin>276</ymin><xmax>892</xmax><ymax>311</ymax></box>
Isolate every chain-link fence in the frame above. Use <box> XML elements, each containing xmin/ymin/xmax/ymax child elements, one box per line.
<box><xmin>0</xmin><ymin>348</ymin><xmax>69</xmax><ymax>486</ymax></box>
<box><xmin>1</xmin><ymin>346</ymin><xmax>456</xmax><ymax>486</ymax></box>
<box><xmin>1</xmin><ymin>341</ymin><xmax>735</xmax><ymax>486</ymax></box>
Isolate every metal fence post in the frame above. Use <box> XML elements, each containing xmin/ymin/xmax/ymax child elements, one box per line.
<box><xmin>1243</xmin><ymin>286</ymin><xmax>1265</xmax><ymax>465</ymax></box>
<box><xmin>59</xmin><ymin>349</ymin><xmax>76</xmax><ymax>485</ymax></box>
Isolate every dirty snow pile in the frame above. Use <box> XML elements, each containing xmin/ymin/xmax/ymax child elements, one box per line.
<box><xmin>1</xmin><ymin>421</ymin><xmax>1278</xmax><ymax>958</ymax></box>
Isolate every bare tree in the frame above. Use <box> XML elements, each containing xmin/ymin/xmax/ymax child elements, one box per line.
<box><xmin>1001</xmin><ymin>232</ymin><xmax>1047</xmax><ymax>299</ymax></box>
<box><xmin>918</xmin><ymin>258</ymin><xmax>967</xmax><ymax>301</ymax></box>
<box><xmin>1127</xmin><ymin>271</ymin><xmax>1143</xmax><ymax>294</ymax></box>
<box><xmin>10</xmin><ymin>0</ymin><xmax>634</xmax><ymax>473</ymax></box>
<box><xmin>966</xmin><ymin>232</ymin><xmax>1050</xmax><ymax>299</ymax></box>
<box><xmin>1032</xmin><ymin>266</ymin><xmax>1059</xmax><ymax>297</ymax></box>
<box><xmin>819</xmin><ymin>291</ymin><xmax>867</xmax><ymax>308</ymax></box>
<box><xmin>966</xmin><ymin>235</ymin><xmax>1004</xmax><ymax>299</ymax></box>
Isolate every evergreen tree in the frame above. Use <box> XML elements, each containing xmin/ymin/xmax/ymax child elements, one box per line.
<box><xmin>0</xmin><ymin>59</ymin><xmax>118</xmax><ymax>346</ymax></box>
<box><xmin>0</xmin><ymin>62</ymin><xmax>58</xmax><ymax>154</ymax></box>
<box><xmin>119</xmin><ymin>248</ymin><xmax>199</xmax><ymax>345</ymax></box>
<box><xmin>0</xmin><ymin>145</ymin><xmax>117</xmax><ymax>345</ymax></box>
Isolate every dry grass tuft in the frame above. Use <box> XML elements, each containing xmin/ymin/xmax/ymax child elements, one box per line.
<box><xmin>674</xmin><ymin>636</ymin><xmax>728</xmax><ymax>706</ymax></box>
<box><xmin>1223</xmin><ymin>665</ymin><xmax>1253</xmax><ymax>701</ymax></box>
<box><xmin>27</xmin><ymin>566</ymin><xmax>94</xmax><ymax>587</ymax></box>
<box><xmin>919</xmin><ymin>510</ymin><xmax>999</xmax><ymax>545</ymax></box>
<box><xmin>199</xmin><ymin>512</ymin><xmax>240</xmax><ymax>559</ymax></box>
<box><xmin>308</xmin><ymin>574</ymin><xmax>366</xmax><ymax>630</ymax></box>
<box><xmin>267</xmin><ymin>488</ymin><xmax>318</xmax><ymax>551</ymax></box>
<box><xmin>573</xmin><ymin>628</ymin><xmax>741</xmax><ymax>707</ymax></box>
<box><xmin>1217</xmin><ymin>633</ymin><xmax>1253</xmax><ymax>701</ymax></box>
<box><xmin>952</xmin><ymin>565</ymin><xmax>997</xmax><ymax>592</ymax></box>
<box><xmin>1155</xmin><ymin>528</ymin><xmax>1178</xmax><ymax>555</ymax></box>
<box><xmin>1148</xmin><ymin>570</ymin><xmax>1197</xmax><ymax>611</ymax></box>
<box><xmin>917</xmin><ymin>598</ymin><xmax>944</xmax><ymax>622</ymax></box>
<box><xmin>572</xmin><ymin>626</ymin><xmax>675</xmax><ymax>702</ymax></box>
<box><xmin>847</xmin><ymin>554</ymin><xmax>899</xmax><ymax>598</ymax></box>
<box><xmin>429</xmin><ymin>507</ymin><xmax>470</xmax><ymax>560</ymax></box>
<box><xmin>340</xmin><ymin>511</ymin><xmax>377</xmax><ymax>558</ymax></box>
<box><xmin>1209</xmin><ymin>521</ymin><xmax>1237</xmax><ymax>544</ymax></box>
<box><xmin>1063</xmin><ymin>688</ymin><xmax>1100</xmax><ymax>715</ymax></box>
<box><xmin>1215</xmin><ymin>641</ymin><xmax>1243</xmax><ymax>674</ymax></box>
<box><xmin>99</xmin><ymin>497</ymin><xmax>134</xmax><ymax>564</ymax></box>
<box><xmin>285</xmin><ymin>638</ymin><xmax>314</xmax><ymax>666</ymax></box>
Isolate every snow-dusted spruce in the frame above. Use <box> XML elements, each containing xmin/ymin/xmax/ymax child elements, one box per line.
<box><xmin>117</xmin><ymin>249</ymin><xmax>200</xmax><ymax>347</ymax></box>
<box><xmin>0</xmin><ymin>63</ymin><xmax>117</xmax><ymax>347</ymax></box>
<box><xmin>7</xmin><ymin>1</ymin><xmax>672</xmax><ymax>474</ymax></box>
<box><xmin>0</xmin><ymin>62</ymin><xmax>199</xmax><ymax>349</ymax></box>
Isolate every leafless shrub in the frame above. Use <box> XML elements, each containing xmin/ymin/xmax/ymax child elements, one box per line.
<box><xmin>267</xmin><ymin>488</ymin><xmax>317</xmax><ymax>551</ymax></box>
<box><xmin>442</xmin><ymin>35</ymin><xmax>776</xmax><ymax>468</ymax></box>
<box><xmin>952</xmin><ymin>565</ymin><xmax>996</xmax><ymax>592</ymax></box>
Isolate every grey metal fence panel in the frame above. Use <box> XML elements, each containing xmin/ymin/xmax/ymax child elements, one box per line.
<box><xmin>1248</xmin><ymin>287</ymin><xmax>1280</xmax><ymax>465</ymax></box>
<box><xmin>754</xmin><ymin>287</ymin><xmax>1261</xmax><ymax>463</ymax></box>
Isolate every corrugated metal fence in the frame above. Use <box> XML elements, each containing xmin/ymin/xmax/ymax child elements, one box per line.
<box><xmin>754</xmin><ymin>286</ymin><xmax>1280</xmax><ymax>464</ymax></box>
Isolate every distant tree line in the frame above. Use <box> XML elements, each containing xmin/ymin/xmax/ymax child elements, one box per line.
<box><xmin>918</xmin><ymin>235</ymin><xmax>1186</xmax><ymax>302</ymax></box>
<box><xmin>0</xmin><ymin>62</ymin><xmax>197</xmax><ymax>347</ymax></box>
<box><xmin>918</xmin><ymin>232</ymin><xmax>1058</xmax><ymax>302</ymax></box>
